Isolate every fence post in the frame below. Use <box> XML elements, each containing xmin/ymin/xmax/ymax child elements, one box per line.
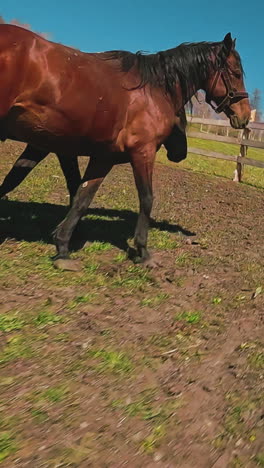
<box><xmin>233</xmin><ymin>127</ymin><xmax>250</xmax><ymax>182</ymax></box>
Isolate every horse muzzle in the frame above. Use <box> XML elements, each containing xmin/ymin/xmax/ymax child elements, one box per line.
<box><xmin>229</xmin><ymin>114</ymin><xmax>249</xmax><ymax>129</ymax></box>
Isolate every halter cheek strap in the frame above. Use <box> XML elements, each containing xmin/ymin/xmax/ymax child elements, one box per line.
<box><xmin>206</xmin><ymin>68</ymin><xmax>248</xmax><ymax>114</ymax></box>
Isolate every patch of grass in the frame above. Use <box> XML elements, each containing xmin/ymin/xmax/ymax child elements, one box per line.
<box><xmin>230</xmin><ymin>455</ymin><xmax>244</xmax><ymax>467</ymax></box>
<box><xmin>212</xmin><ymin>296</ymin><xmax>222</xmax><ymax>305</ymax></box>
<box><xmin>140</xmin><ymin>424</ymin><xmax>166</xmax><ymax>453</ymax></box>
<box><xmin>88</xmin><ymin>349</ymin><xmax>133</xmax><ymax>374</ymax></box>
<box><xmin>0</xmin><ymin>431</ymin><xmax>17</xmax><ymax>462</ymax></box>
<box><xmin>30</xmin><ymin>408</ymin><xmax>49</xmax><ymax>424</ymax></box>
<box><xmin>112</xmin><ymin>389</ymin><xmax>158</xmax><ymax>420</ymax></box>
<box><xmin>111</xmin><ymin>389</ymin><xmax>182</xmax><ymax>424</ymax></box>
<box><xmin>41</xmin><ymin>385</ymin><xmax>69</xmax><ymax>403</ymax></box>
<box><xmin>100</xmin><ymin>329</ymin><xmax>112</xmax><ymax>337</ymax></box>
<box><xmin>222</xmin><ymin>393</ymin><xmax>262</xmax><ymax>440</ymax></box>
<box><xmin>174</xmin><ymin>276</ymin><xmax>185</xmax><ymax>287</ymax></box>
<box><xmin>174</xmin><ymin>311</ymin><xmax>202</xmax><ymax>324</ymax></box>
<box><xmin>175</xmin><ymin>253</ymin><xmax>191</xmax><ymax>267</ymax></box>
<box><xmin>54</xmin><ymin>333</ymin><xmax>70</xmax><ymax>342</ymax></box>
<box><xmin>0</xmin><ymin>313</ymin><xmax>25</xmax><ymax>332</ymax></box>
<box><xmin>175</xmin><ymin>252</ymin><xmax>203</xmax><ymax>268</ymax></box>
<box><xmin>0</xmin><ymin>335</ymin><xmax>33</xmax><ymax>366</ymax></box>
<box><xmin>84</xmin><ymin>241</ymin><xmax>113</xmax><ymax>253</ymax></box>
<box><xmin>234</xmin><ymin>294</ymin><xmax>247</xmax><ymax>304</ymax></box>
<box><xmin>28</xmin><ymin>385</ymin><xmax>69</xmax><ymax>407</ymax></box>
<box><xmin>140</xmin><ymin>293</ymin><xmax>170</xmax><ymax>308</ymax></box>
<box><xmin>83</xmin><ymin>262</ymin><xmax>99</xmax><ymax>274</ymax></box>
<box><xmin>113</xmin><ymin>265</ymin><xmax>154</xmax><ymax>290</ymax></box>
<box><xmin>0</xmin><ymin>377</ymin><xmax>15</xmax><ymax>387</ymax></box>
<box><xmin>248</xmin><ymin>351</ymin><xmax>264</xmax><ymax>370</ymax></box>
<box><xmin>149</xmin><ymin>229</ymin><xmax>179</xmax><ymax>250</ymax></box>
<box><xmin>114</xmin><ymin>400</ymin><xmax>157</xmax><ymax>420</ymax></box>
<box><xmin>69</xmin><ymin>293</ymin><xmax>96</xmax><ymax>309</ymax></box>
<box><xmin>34</xmin><ymin>309</ymin><xmax>64</xmax><ymax>327</ymax></box>
<box><xmin>239</xmin><ymin>342</ymin><xmax>264</xmax><ymax>370</ymax></box>
<box><xmin>148</xmin><ymin>334</ymin><xmax>172</xmax><ymax>348</ymax></box>
<box><xmin>254</xmin><ymin>454</ymin><xmax>264</xmax><ymax>466</ymax></box>
<box><xmin>224</xmin><ymin>406</ymin><xmax>244</xmax><ymax>435</ymax></box>
<box><xmin>113</xmin><ymin>252</ymin><xmax>127</xmax><ymax>263</ymax></box>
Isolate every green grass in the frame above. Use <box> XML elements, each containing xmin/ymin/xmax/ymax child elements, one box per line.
<box><xmin>222</xmin><ymin>392</ymin><xmax>263</xmax><ymax>444</ymax></box>
<box><xmin>112</xmin><ymin>265</ymin><xmax>154</xmax><ymax>290</ymax></box>
<box><xmin>140</xmin><ymin>424</ymin><xmax>166</xmax><ymax>453</ymax></box>
<box><xmin>113</xmin><ymin>252</ymin><xmax>127</xmax><ymax>263</ymax></box>
<box><xmin>174</xmin><ymin>311</ymin><xmax>202</xmax><ymax>324</ymax></box>
<box><xmin>0</xmin><ymin>335</ymin><xmax>33</xmax><ymax>366</ymax></box>
<box><xmin>88</xmin><ymin>349</ymin><xmax>133</xmax><ymax>374</ymax></box>
<box><xmin>212</xmin><ymin>296</ymin><xmax>222</xmax><ymax>305</ymax></box>
<box><xmin>41</xmin><ymin>385</ymin><xmax>69</xmax><ymax>403</ymax></box>
<box><xmin>255</xmin><ymin>454</ymin><xmax>264</xmax><ymax>466</ymax></box>
<box><xmin>111</xmin><ymin>389</ymin><xmax>159</xmax><ymax>420</ymax></box>
<box><xmin>0</xmin><ymin>313</ymin><xmax>25</xmax><ymax>332</ymax></box>
<box><xmin>112</xmin><ymin>389</ymin><xmax>181</xmax><ymax>423</ymax></box>
<box><xmin>239</xmin><ymin>342</ymin><xmax>264</xmax><ymax>370</ymax></box>
<box><xmin>69</xmin><ymin>293</ymin><xmax>96</xmax><ymax>308</ymax></box>
<box><xmin>149</xmin><ymin>229</ymin><xmax>179</xmax><ymax>250</ymax></box>
<box><xmin>175</xmin><ymin>252</ymin><xmax>203</xmax><ymax>268</ymax></box>
<box><xmin>30</xmin><ymin>408</ymin><xmax>49</xmax><ymax>424</ymax></box>
<box><xmin>34</xmin><ymin>309</ymin><xmax>64</xmax><ymax>327</ymax></box>
<box><xmin>0</xmin><ymin>431</ymin><xmax>17</xmax><ymax>462</ymax></box>
<box><xmin>148</xmin><ymin>334</ymin><xmax>172</xmax><ymax>348</ymax></box>
<box><xmin>84</xmin><ymin>241</ymin><xmax>113</xmax><ymax>253</ymax></box>
<box><xmin>140</xmin><ymin>293</ymin><xmax>170</xmax><ymax>308</ymax></box>
<box><xmin>248</xmin><ymin>351</ymin><xmax>264</xmax><ymax>370</ymax></box>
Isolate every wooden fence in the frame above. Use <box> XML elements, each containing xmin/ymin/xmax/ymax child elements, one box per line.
<box><xmin>186</xmin><ymin>117</ymin><xmax>264</xmax><ymax>182</ymax></box>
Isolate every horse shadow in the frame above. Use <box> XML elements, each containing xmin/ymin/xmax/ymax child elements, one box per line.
<box><xmin>0</xmin><ymin>199</ymin><xmax>196</xmax><ymax>253</ymax></box>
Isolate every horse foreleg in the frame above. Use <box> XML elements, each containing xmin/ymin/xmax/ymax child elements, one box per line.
<box><xmin>131</xmin><ymin>145</ymin><xmax>155</xmax><ymax>264</ymax></box>
<box><xmin>57</xmin><ymin>154</ymin><xmax>82</xmax><ymax>205</ymax></box>
<box><xmin>53</xmin><ymin>157</ymin><xmax>113</xmax><ymax>260</ymax></box>
<box><xmin>0</xmin><ymin>144</ymin><xmax>48</xmax><ymax>198</ymax></box>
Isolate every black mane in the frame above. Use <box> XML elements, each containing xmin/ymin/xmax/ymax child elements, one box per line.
<box><xmin>104</xmin><ymin>41</ymin><xmax>243</xmax><ymax>103</ymax></box>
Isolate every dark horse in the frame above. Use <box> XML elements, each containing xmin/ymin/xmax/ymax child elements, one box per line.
<box><xmin>0</xmin><ymin>25</ymin><xmax>250</xmax><ymax>267</ymax></box>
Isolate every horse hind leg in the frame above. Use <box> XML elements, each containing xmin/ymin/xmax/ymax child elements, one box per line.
<box><xmin>0</xmin><ymin>118</ymin><xmax>7</xmax><ymax>142</ymax></box>
<box><xmin>53</xmin><ymin>157</ymin><xmax>114</xmax><ymax>263</ymax></box>
<box><xmin>57</xmin><ymin>154</ymin><xmax>82</xmax><ymax>205</ymax></box>
<box><xmin>0</xmin><ymin>144</ymin><xmax>49</xmax><ymax>199</ymax></box>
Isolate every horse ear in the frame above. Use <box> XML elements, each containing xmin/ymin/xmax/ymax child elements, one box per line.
<box><xmin>223</xmin><ymin>32</ymin><xmax>233</xmax><ymax>55</ymax></box>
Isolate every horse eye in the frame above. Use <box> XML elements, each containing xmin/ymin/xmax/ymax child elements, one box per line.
<box><xmin>234</xmin><ymin>71</ymin><xmax>241</xmax><ymax>79</ymax></box>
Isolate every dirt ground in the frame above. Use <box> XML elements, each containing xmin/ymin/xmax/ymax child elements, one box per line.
<box><xmin>0</xmin><ymin>141</ymin><xmax>263</xmax><ymax>467</ymax></box>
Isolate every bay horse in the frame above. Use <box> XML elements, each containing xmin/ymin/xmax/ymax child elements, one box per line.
<box><xmin>0</xmin><ymin>25</ymin><xmax>250</xmax><ymax>267</ymax></box>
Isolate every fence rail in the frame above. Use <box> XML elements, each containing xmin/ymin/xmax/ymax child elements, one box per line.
<box><xmin>186</xmin><ymin>116</ymin><xmax>264</xmax><ymax>182</ymax></box>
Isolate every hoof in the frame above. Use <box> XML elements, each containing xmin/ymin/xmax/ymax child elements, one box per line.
<box><xmin>133</xmin><ymin>255</ymin><xmax>161</xmax><ymax>269</ymax></box>
<box><xmin>53</xmin><ymin>258</ymin><xmax>82</xmax><ymax>271</ymax></box>
<box><xmin>143</xmin><ymin>257</ymin><xmax>162</xmax><ymax>269</ymax></box>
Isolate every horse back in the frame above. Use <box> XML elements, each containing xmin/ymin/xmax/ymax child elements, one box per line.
<box><xmin>0</xmin><ymin>25</ymin><xmax>129</xmax><ymax>148</ymax></box>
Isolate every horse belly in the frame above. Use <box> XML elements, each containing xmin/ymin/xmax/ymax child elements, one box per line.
<box><xmin>3</xmin><ymin>105</ymin><xmax>88</xmax><ymax>153</ymax></box>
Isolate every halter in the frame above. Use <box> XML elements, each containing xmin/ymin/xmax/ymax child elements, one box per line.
<box><xmin>206</xmin><ymin>67</ymin><xmax>248</xmax><ymax>114</ymax></box>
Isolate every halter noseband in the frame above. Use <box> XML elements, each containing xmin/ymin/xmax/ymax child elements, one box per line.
<box><xmin>206</xmin><ymin>67</ymin><xmax>248</xmax><ymax>114</ymax></box>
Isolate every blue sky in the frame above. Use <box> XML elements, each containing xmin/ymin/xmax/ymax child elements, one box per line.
<box><xmin>1</xmin><ymin>0</ymin><xmax>263</xmax><ymax>109</ymax></box>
